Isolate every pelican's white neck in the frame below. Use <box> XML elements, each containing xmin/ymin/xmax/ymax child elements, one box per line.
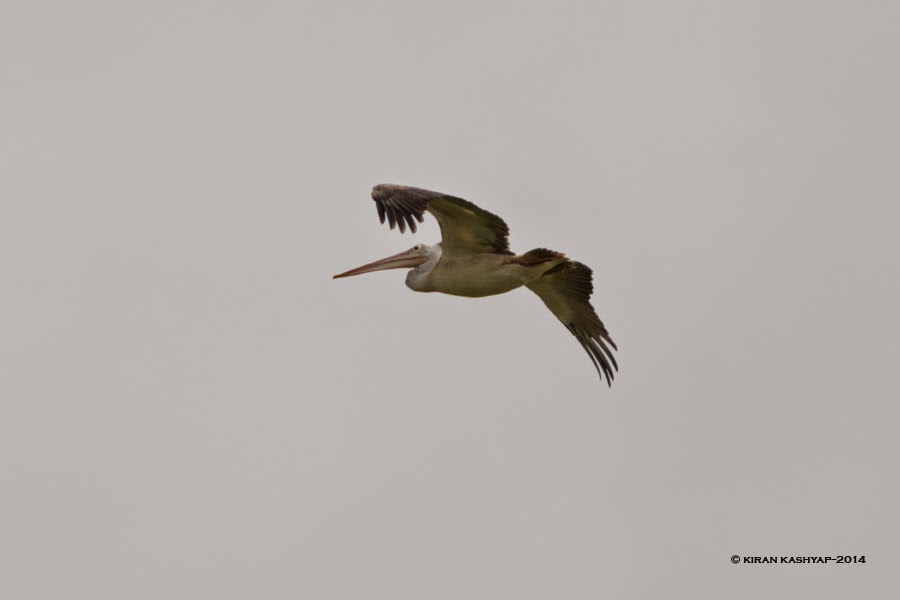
<box><xmin>405</xmin><ymin>242</ymin><xmax>442</xmax><ymax>292</ymax></box>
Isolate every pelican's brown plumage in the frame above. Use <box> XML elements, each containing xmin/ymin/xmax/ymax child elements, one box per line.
<box><xmin>334</xmin><ymin>184</ymin><xmax>619</xmax><ymax>386</ymax></box>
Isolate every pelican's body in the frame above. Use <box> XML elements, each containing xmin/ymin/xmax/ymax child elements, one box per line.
<box><xmin>407</xmin><ymin>247</ymin><xmax>563</xmax><ymax>297</ymax></box>
<box><xmin>334</xmin><ymin>184</ymin><xmax>619</xmax><ymax>385</ymax></box>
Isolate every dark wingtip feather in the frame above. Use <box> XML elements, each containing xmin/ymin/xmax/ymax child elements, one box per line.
<box><xmin>403</xmin><ymin>212</ymin><xmax>417</xmax><ymax>233</ymax></box>
<box><xmin>370</xmin><ymin>184</ymin><xmax>432</xmax><ymax>236</ymax></box>
<box><xmin>386</xmin><ymin>206</ymin><xmax>397</xmax><ymax>230</ymax></box>
<box><xmin>596</xmin><ymin>337</ymin><xmax>618</xmax><ymax>371</ymax></box>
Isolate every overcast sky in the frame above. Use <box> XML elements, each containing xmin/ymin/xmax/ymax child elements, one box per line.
<box><xmin>2</xmin><ymin>1</ymin><xmax>898</xmax><ymax>598</ymax></box>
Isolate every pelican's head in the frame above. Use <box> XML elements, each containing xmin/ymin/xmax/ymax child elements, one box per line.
<box><xmin>333</xmin><ymin>243</ymin><xmax>436</xmax><ymax>279</ymax></box>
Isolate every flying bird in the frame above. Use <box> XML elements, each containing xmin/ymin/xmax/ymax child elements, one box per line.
<box><xmin>334</xmin><ymin>184</ymin><xmax>618</xmax><ymax>385</ymax></box>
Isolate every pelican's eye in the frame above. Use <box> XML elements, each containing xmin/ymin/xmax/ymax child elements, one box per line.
<box><xmin>414</xmin><ymin>244</ymin><xmax>422</xmax><ymax>251</ymax></box>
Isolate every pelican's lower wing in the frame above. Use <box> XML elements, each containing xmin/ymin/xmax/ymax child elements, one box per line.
<box><xmin>526</xmin><ymin>261</ymin><xmax>618</xmax><ymax>386</ymax></box>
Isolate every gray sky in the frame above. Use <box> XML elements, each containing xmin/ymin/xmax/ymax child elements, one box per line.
<box><xmin>2</xmin><ymin>1</ymin><xmax>898</xmax><ymax>598</ymax></box>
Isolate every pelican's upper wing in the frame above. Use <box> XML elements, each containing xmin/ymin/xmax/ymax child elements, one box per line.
<box><xmin>526</xmin><ymin>260</ymin><xmax>618</xmax><ymax>386</ymax></box>
<box><xmin>371</xmin><ymin>184</ymin><xmax>513</xmax><ymax>257</ymax></box>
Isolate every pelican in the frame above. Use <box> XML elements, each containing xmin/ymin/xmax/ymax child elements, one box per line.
<box><xmin>334</xmin><ymin>184</ymin><xmax>618</xmax><ymax>385</ymax></box>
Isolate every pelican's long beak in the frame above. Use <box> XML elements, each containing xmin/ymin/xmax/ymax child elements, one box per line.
<box><xmin>333</xmin><ymin>247</ymin><xmax>428</xmax><ymax>279</ymax></box>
